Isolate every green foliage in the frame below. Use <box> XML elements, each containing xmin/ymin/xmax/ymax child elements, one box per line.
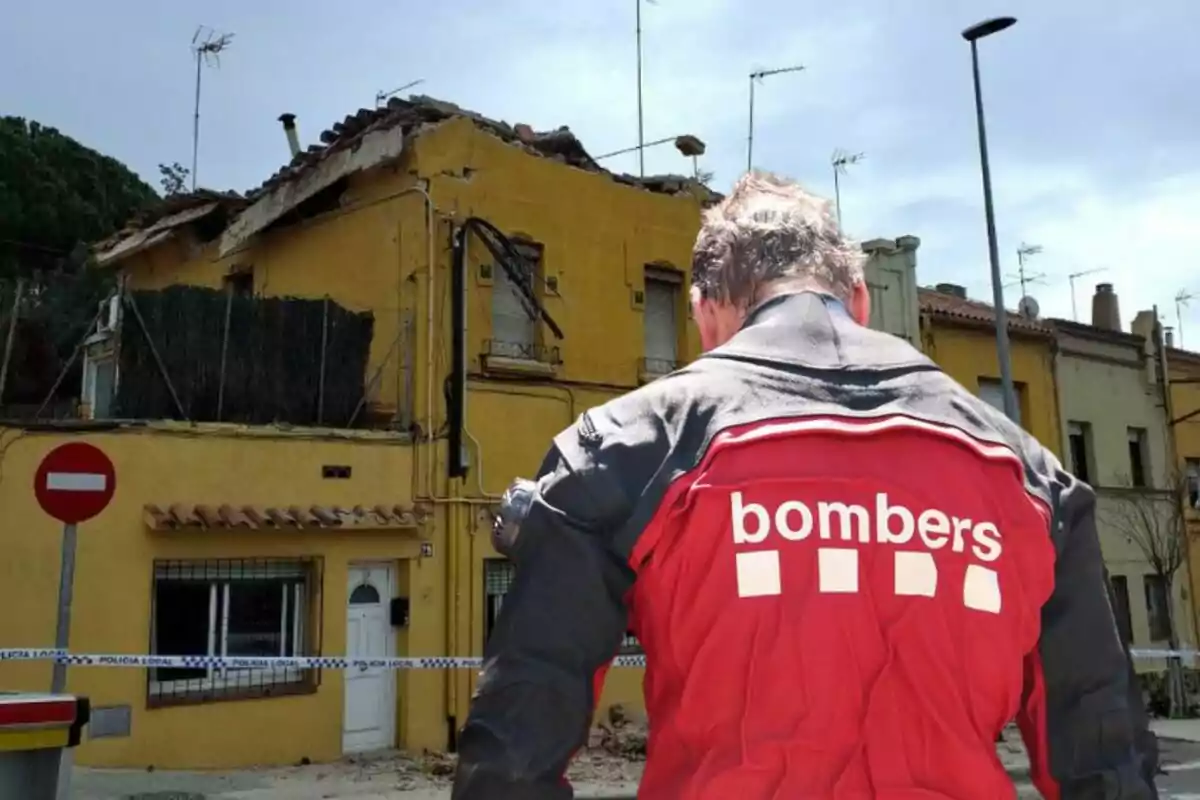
<box><xmin>0</xmin><ymin>117</ymin><xmax>160</xmax><ymax>409</ymax></box>
<box><xmin>158</xmin><ymin>161</ymin><xmax>190</xmax><ymax>196</ymax></box>
<box><xmin>0</xmin><ymin>116</ymin><xmax>159</xmax><ymax>278</ymax></box>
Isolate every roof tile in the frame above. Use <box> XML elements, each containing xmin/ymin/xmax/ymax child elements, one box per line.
<box><xmin>143</xmin><ymin>503</ymin><xmax>426</xmax><ymax>532</ymax></box>
<box><xmin>918</xmin><ymin>287</ymin><xmax>1052</xmax><ymax>335</ymax></box>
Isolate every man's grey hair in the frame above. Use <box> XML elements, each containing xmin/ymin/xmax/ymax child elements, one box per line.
<box><xmin>691</xmin><ymin>170</ymin><xmax>866</xmax><ymax>307</ymax></box>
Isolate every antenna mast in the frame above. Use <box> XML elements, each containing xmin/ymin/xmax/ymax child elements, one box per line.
<box><xmin>1066</xmin><ymin>267</ymin><xmax>1107</xmax><ymax>321</ymax></box>
<box><xmin>1011</xmin><ymin>242</ymin><xmax>1044</xmax><ymax>298</ymax></box>
<box><xmin>375</xmin><ymin>78</ymin><xmax>426</xmax><ymax>107</ymax></box>
<box><xmin>191</xmin><ymin>26</ymin><xmax>234</xmax><ymax>193</ymax></box>
<box><xmin>830</xmin><ymin>150</ymin><xmax>864</xmax><ymax>228</ymax></box>
<box><xmin>1176</xmin><ymin>289</ymin><xmax>1196</xmax><ymax>348</ymax></box>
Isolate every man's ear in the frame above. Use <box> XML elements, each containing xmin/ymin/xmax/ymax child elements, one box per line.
<box><xmin>849</xmin><ymin>280</ymin><xmax>871</xmax><ymax>327</ymax></box>
<box><xmin>690</xmin><ymin>287</ymin><xmax>721</xmax><ymax>352</ymax></box>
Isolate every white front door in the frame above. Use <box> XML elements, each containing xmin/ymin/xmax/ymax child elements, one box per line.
<box><xmin>342</xmin><ymin>563</ymin><xmax>396</xmax><ymax>754</ymax></box>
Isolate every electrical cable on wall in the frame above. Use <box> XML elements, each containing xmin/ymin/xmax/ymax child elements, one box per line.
<box><xmin>446</xmin><ymin>217</ymin><xmax>567</xmax><ymax>479</ymax></box>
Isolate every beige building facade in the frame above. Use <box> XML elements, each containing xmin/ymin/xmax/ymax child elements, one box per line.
<box><xmin>1052</xmin><ymin>285</ymin><xmax>1193</xmax><ymax>668</ymax></box>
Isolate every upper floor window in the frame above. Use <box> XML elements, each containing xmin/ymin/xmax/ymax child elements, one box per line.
<box><xmin>1127</xmin><ymin>427</ymin><xmax>1149</xmax><ymax>488</ymax></box>
<box><xmin>1067</xmin><ymin>421</ymin><xmax>1093</xmax><ymax>485</ymax></box>
<box><xmin>643</xmin><ymin>266</ymin><xmax>681</xmax><ymax>379</ymax></box>
<box><xmin>490</xmin><ymin>238</ymin><xmax>542</xmax><ymax>361</ymax></box>
<box><xmin>976</xmin><ymin>378</ymin><xmax>1022</xmax><ymax>425</ymax></box>
<box><xmin>1143</xmin><ymin>574</ymin><xmax>1171</xmax><ymax>641</ymax></box>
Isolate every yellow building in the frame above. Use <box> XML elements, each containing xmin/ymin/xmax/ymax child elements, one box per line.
<box><xmin>1164</xmin><ymin>342</ymin><xmax>1200</xmax><ymax>638</ymax></box>
<box><xmin>917</xmin><ymin>284</ymin><xmax>1061</xmax><ymax>454</ymax></box>
<box><xmin>0</xmin><ymin>96</ymin><xmax>923</xmax><ymax>770</ymax></box>
<box><xmin>0</xmin><ymin>424</ymin><xmax>434</xmax><ymax>769</ymax></box>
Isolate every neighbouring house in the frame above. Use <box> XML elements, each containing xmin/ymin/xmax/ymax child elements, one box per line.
<box><xmin>1149</xmin><ymin>321</ymin><xmax>1200</xmax><ymax>649</ymax></box>
<box><xmin>1051</xmin><ymin>283</ymin><xmax>1194</xmax><ymax>671</ymax></box>
<box><xmin>917</xmin><ymin>283</ymin><xmax>1061</xmax><ymax>456</ymax></box>
<box><xmin>0</xmin><ymin>95</ymin><xmax>922</xmax><ymax>770</ymax></box>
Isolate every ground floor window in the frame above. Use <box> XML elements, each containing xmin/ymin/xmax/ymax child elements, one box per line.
<box><xmin>482</xmin><ymin>558</ymin><xmax>643</xmax><ymax>655</ymax></box>
<box><xmin>1144</xmin><ymin>574</ymin><xmax>1173</xmax><ymax>642</ymax></box>
<box><xmin>149</xmin><ymin>558</ymin><xmax>322</xmax><ymax>705</ymax></box>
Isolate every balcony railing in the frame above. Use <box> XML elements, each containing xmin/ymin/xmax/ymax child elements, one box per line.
<box><xmin>482</xmin><ymin>339</ymin><xmax>561</xmax><ymax>365</ymax></box>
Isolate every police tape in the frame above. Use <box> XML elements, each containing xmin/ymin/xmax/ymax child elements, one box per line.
<box><xmin>0</xmin><ymin>649</ymin><xmax>648</xmax><ymax>670</ymax></box>
<box><xmin>0</xmin><ymin>648</ymin><xmax>1195</xmax><ymax>669</ymax></box>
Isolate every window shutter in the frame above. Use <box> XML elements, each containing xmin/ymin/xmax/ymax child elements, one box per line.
<box><xmin>644</xmin><ymin>280</ymin><xmax>678</xmax><ymax>364</ymax></box>
<box><xmin>492</xmin><ymin>266</ymin><xmax>534</xmax><ymax>347</ymax></box>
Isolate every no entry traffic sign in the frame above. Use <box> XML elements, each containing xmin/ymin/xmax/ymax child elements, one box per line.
<box><xmin>34</xmin><ymin>443</ymin><xmax>116</xmax><ymax>525</ymax></box>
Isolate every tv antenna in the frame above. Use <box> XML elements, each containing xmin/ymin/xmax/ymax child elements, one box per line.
<box><xmin>1066</xmin><ymin>267</ymin><xmax>1107</xmax><ymax>321</ymax></box>
<box><xmin>1004</xmin><ymin>242</ymin><xmax>1045</xmax><ymax>297</ymax></box>
<box><xmin>191</xmin><ymin>26</ymin><xmax>234</xmax><ymax>192</ymax></box>
<box><xmin>1176</xmin><ymin>289</ymin><xmax>1196</xmax><ymax>348</ymax></box>
<box><xmin>747</xmin><ymin>64</ymin><xmax>805</xmax><ymax>172</ymax></box>
<box><xmin>375</xmin><ymin>78</ymin><xmax>426</xmax><ymax>107</ymax></box>
<box><xmin>830</xmin><ymin>150</ymin><xmax>865</xmax><ymax>228</ymax></box>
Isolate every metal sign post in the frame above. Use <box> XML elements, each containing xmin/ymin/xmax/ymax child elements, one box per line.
<box><xmin>33</xmin><ymin>442</ymin><xmax>116</xmax><ymax>800</ymax></box>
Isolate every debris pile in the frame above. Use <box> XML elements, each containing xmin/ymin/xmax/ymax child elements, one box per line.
<box><xmin>591</xmin><ymin>703</ymin><xmax>649</xmax><ymax>759</ymax></box>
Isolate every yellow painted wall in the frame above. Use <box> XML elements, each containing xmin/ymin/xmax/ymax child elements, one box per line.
<box><xmin>0</xmin><ymin>424</ymin><xmax>448</xmax><ymax>769</ymax></box>
<box><xmin>920</xmin><ymin>320</ymin><xmax>1061</xmax><ymax>456</ymax></box>
<box><xmin>1168</xmin><ymin>353</ymin><xmax>1200</xmax><ymax>636</ymax></box>
<box><xmin>95</xmin><ymin>118</ymin><xmax>712</xmax><ymax>759</ymax></box>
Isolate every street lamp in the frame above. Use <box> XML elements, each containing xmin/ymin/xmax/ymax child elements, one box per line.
<box><xmin>747</xmin><ymin>64</ymin><xmax>805</xmax><ymax>173</ymax></box>
<box><xmin>593</xmin><ymin>134</ymin><xmax>707</xmax><ymax>177</ymax></box>
<box><xmin>962</xmin><ymin>15</ymin><xmax>1018</xmax><ymax>422</ymax></box>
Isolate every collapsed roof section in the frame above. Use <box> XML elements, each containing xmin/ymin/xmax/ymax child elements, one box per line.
<box><xmin>93</xmin><ymin>190</ymin><xmax>247</xmax><ymax>267</ymax></box>
<box><xmin>97</xmin><ymin>95</ymin><xmax>718</xmax><ymax>267</ymax></box>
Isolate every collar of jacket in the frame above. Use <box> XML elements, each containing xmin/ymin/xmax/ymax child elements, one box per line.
<box><xmin>742</xmin><ymin>291</ymin><xmax>848</xmax><ymax>328</ymax></box>
<box><xmin>713</xmin><ymin>290</ymin><xmax>935</xmax><ymax>371</ymax></box>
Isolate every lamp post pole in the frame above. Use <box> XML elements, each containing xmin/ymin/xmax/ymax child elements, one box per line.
<box><xmin>963</xmin><ymin>16</ymin><xmax>1019</xmax><ymax>422</ymax></box>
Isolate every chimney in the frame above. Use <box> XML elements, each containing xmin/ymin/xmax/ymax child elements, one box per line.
<box><xmin>278</xmin><ymin>113</ymin><xmax>301</xmax><ymax>158</ymax></box>
<box><xmin>1165</xmin><ymin>326</ymin><xmax>1175</xmax><ymax>348</ymax></box>
<box><xmin>1091</xmin><ymin>283</ymin><xmax>1121</xmax><ymax>331</ymax></box>
<box><xmin>935</xmin><ymin>283</ymin><xmax>967</xmax><ymax>299</ymax></box>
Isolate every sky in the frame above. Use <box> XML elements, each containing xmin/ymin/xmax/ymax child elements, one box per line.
<box><xmin>4</xmin><ymin>0</ymin><xmax>1198</xmax><ymax>340</ymax></box>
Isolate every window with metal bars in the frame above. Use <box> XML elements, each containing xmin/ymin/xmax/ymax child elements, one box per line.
<box><xmin>482</xmin><ymin>558</ymin><xmax>643</xmax><ymax>655</ymax></box>
<box><xmin>148</xmin><ymin>558</ymin><xmax>322</xmax><ymax>706</ymax></box>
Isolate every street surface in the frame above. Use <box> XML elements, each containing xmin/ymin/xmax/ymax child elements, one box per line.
<box><xmin>70</xmin><ymin>725</ymin><xmax>1200</xmax><ymax>799</ymax></box>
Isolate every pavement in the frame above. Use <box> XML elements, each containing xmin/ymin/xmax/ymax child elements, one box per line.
<box><xmin>67</xmin><ymin>721</ymin><xmax>1200</xmax><ymax>799</ymax></box>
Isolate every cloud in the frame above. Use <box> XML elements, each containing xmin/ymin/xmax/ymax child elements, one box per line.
<box><xmin>3</xmin><ymin>0</ymin><xmax>1196</xmax><ymax>339</ymax></box>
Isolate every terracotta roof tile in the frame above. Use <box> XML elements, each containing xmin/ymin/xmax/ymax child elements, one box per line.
<box><xmin>143</xmin><ymin>503</ymin><xmax>426</xmax><ymax>532</ymax></box>
<box><xmin>918</xmin><ymin>287</ymin><xmax>1052</xmax><ymax>335</ymax></box>
<box><xmin>249</xmin><ymin>94</ymin><xmax>716</xmax><ymax>202</ymax></box>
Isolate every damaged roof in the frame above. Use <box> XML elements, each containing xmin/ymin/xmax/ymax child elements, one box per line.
<box><xmin>249</xmin><ymin>94</ymin><xmax>713</xmax><ymax>201</ymax></box>
<box><xmin>97</xmin><ymin>95</ymin><xmax>715</xmax><ymax>263</ymax></box>
<box><xmin>93</xmin><ymin>189</ymin><xmax>247</xmax><ymax>265</ymax></box>
<box><xmin>919</xmin><ymin>287</ymin><xmax>1054</xmax><ymax>336</ymax></box>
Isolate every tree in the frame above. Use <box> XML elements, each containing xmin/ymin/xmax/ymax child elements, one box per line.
<box><xmin>1102</xmin><ymin>472</ymin><xmax>1192</xmax><ymax>716</ymax></box>
<box><xmin>0</xmin><ymin>117</ymin><xmax>159</xmax><ymax>410</ymax></box>
<box><xmin>158</xmin><ymin>162</ymin><xmax>191</xmax><ymax>196</ymax></box>
<box><xmin>0</xmin><ymin>117</ymin><xmax>159</xmax><ymax>277</ymax></box>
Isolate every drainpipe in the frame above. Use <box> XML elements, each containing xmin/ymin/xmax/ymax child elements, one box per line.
<box><xmin>278</xmin><ymin>113</ymin><xmax>301</xmax><ymax>159</ymax></box>
<box><xmin>1049</xmin><ymin>336</ymin><xmax>1069</xmax><ymax>464</ymax></box>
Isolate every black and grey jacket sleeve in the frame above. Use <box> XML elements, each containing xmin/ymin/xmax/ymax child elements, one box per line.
<box><xmin>451</xmin><ymin>406</ymin><xmax>661</xmax><ymax>800</ymax></box>
<box><xmin>1018</xmin><ymin>464</ymin><xmax>1159</xmax><ymax>799</ymax></box>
